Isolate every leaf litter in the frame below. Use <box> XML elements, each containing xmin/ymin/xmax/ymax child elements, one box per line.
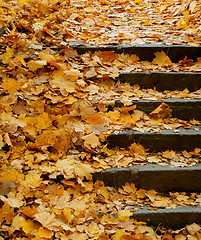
<box><xmin>0</xmin><ymin>0</ymin><xmax>201</xmax><ymax>238</ymax></box>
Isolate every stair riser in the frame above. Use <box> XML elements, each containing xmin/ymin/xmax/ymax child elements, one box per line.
<box><xmin>115</xmin><ymin>72</ymin><xmax>201</xmax><ymax>91</ymax></box>
<box><xmin>93</xmin><ymin>164</ymin><xmax>201</xmax><ymax>192</ymax></box>
<box><xmin>49</xmin><ymin>44</ymin><xmax>201</xmax><ymax>62</ymax></box>
<box><xmin>111</xmin><ymin>99</ymin><xmax>201</xmax><ymax>120</ymax></box>
<box><xmin>132</xmin><ymin>207</ymin><xmax>201</xmax><ymax>229</ymax></box>
<box><xmin>107</xmin><ymin>129</ymin><xmax>201</xmax><ymax>151</ymax></box>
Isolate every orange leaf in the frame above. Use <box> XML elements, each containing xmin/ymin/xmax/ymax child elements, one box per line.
<box><xmin>129</xmin><ymin>143</ymin><xmax>146</xmax><ymax>157</ymax></box>
<box><xmin>149</xmin><ymin>103</ymin><xmax>172</xmax><ymax>119</ymax></box>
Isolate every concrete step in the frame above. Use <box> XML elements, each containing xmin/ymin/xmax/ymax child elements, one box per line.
<box><xmin>109</xmin><ymin>98</ymin><xmax>201</xmax><ymax>120</ymax></box>
<box><xmin>107</xmin><ymin>127</ymin><xmax>201</xmax><ymax>151</ymax></box>
<box><xmin>93</xmin><ymin>164</ymin><xmax>201</xmax><ymax>192</ymax></box>
<box><xmin>115</xmin><ymin>72</ymin><xmax>201</xmax><ymax>91</ymax></box>
<box><xmin>131</xmin><ymin>206</ymin><xmax>201</xmax><ymax>229</ymax></box>
<box><xmin>49</xmin><ymin>43</ymin><xmax>201</xmax><ymax>62</ymax></box>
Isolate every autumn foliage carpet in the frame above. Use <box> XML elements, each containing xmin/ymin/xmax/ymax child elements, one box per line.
<box><xmin>0</xmin><ymin>0</ymin><xmax>201</xmax><ymax>239</ymax></box>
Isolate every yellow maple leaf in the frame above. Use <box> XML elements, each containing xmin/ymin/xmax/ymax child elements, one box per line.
<box><xmin>21</xmin><ymin>219</ymin><xmax>40</xmax><ymax>234</ymax></box>
<box><xmin>135</xmin><ymin>0</ymin><xmax>142</xmax><ymax>4</ymax></box>
<box><xmin>82</xmin><ymin>133</ymin><xmax>100</xmax><ymax>149</ymax></box>
<box><xmin>0</xmin><ymin>168</ymin><xmax>22</xmax><ymax>183</ymax></box>
<box><xmin>63</xmin><ymin>206</ymin><xmax>74</xmax><ymax>224</ymax></box>
<box><xmin>2</xmin><ymin>78</ymin><xmax>21</xmax><ymax>93</ymax></box>
<box><xmin>0</xmin><ymin>192</ymin><xmax>24</xmax><ymax>208</ymax></box>
<box><xmin>119</xmin><ymin>210</ymin><xmax>133</xmax><ymax>222</ymax></box>
<box><xmin>152</xmin><ymin>51</ymin><xmax>172</xmax><ymax>66</ymax></box>
<box><xmin>16</xmin><ymin>55</ymin><xmax>26</xmax><ymax>67</ymax></box>
<box><xmin>35</xmin><ymin>112</ymin><xmax>52</xmax><ymax>131</ymax></box>
<box><xmin>27</xmin><ymin>60</ymin><xmax>47</xmax><ymax>71</ymax></box>
<box><xmin>64</xmin><ymin>69</ymin><xmax>83</xmax><ymax>81</ymax></box>
<box><xmin>0</xmin><ymin>134</ymin><xmax>4</xmax><ymax>149</ymax></box>
<box><xmin>63</xmin><ymin>95</ymin><xmax>78</xmax><ymax>105</ymax></box>
<box><xmin>74</xmin><ymin>163</ymin><xmax>94</xmax><ymax>180</ymax></box>
<box><xmin>21</xmin><ymin>174</ymin><xmax>42</xmax><ymax>189</ymax></box>
<box><xmin>34</xmin><ymin>212</ymin><xmax>61</xmax><ymax>231</ymax></box>
<box><xmin>112</xmin><ymin>229</ymin><xmax>124</xmax><ymax>240</ymax></box>
<box><xmin>10</xmin><ymin>214</ymin><xmax>25</xmax><ymax>234</ymax></box>
<box><xmin>151</xmin><ymin>198</ymin><xmax>171</xmax><ymax>208</ymax></box>
<box><xmin>186</xmin><ymin>223</ymin><xmax>201</xmax><ymax>235</ymax></box>
<box><xmin>34</xmin><ymin>227</ymin><xmax>54</xmax><ymax>238</ymax></box>
<box><xmin>118</xmin><ymin>53</ymin><xmax>139</xmax><ymax>64</ymax></box>
<box><xmin>2</xmin><ymin>46</ymin><xmax>14</xmax><ymax>64</ymax></box>
<box><xmin>86</xmin><ymin>223</ymin><xmax>100</xmax><ymax>236</ymax></box>
<box><xmin>177</xmin><ymin>17</ymin><xmax>189</xmax><ymax>30</ymax></box>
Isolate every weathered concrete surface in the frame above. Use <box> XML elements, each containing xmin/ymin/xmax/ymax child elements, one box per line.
<box><xmin>48</xmin><ymin>44</ymin><xmax>201</xmax><ymax>62</ymax></box>
<box><xmin>111</xmin><ymin>98</ymin><xmax>201</xmax><ymax>120</ymax></box>
<box><xmin>107</xmin><ymin>128</ymin><xmax>201</xmax><ymax>151</ymax></box>
<box><xmin>132</xmin><ymin>206</ymin><xmax>201</xmax><ymax>229</ymax></box>
<box><xmin>116</xmin><ymin>72</ymin><xmax>201</xmax><ymax>91</ymax></box>
<box><xmin>93</xmin><ymin>164</ymin><xmax>201</xmax><ymax>192</ymax></box>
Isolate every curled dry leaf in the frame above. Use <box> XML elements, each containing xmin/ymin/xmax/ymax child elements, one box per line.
<box><xmin>149</xmin><ymin>103</ymin><xmax>172</xmax><ymax>119</ymax></box>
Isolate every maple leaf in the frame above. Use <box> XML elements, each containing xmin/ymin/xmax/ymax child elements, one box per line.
<box><xmin>63</xmin><ymin>206</ymin><xmax>74</xmax><ymax>224</ymax></box>
<box><xmin>177</xmin><ymin>17</ymin><xmax>189</xmax><ymax>30</ymax></box>
<box><xmin>85</xmin><ymin>113</ymin><xmax>105</xmax><ymax>124</ymax></box>
<box><xmin>151</xmin><ymin>198</ymin><xmax>171</xmax><ymax>208</ymax></box>
<box><xmin>186</xmin><ymin>223</ymin><xmax>201</xmax><ymax>235</ymax></box>
<box><xmin>9</xmin><ymin>214</ymin><xmax>25</xmax><ymax>234</ymax></box>
<box><xmin>34</xmin><ymin>212</ymin><xmax>61</xmax><ymax>231</ymax></box>
<box><xmin>21</xmin><ymin>219</ymin><xmax>40</xmax><ymax>234</ymax></box>
<box><xmin>2</xmin><ymin>78</ymin><xmax>21</xmax><ymax>93</ymax></box>
<box><xmin>27</xmin><ymin>60</ymin><xmax>47</xmax><ymax>71</ymax></box>
<box><xmin>84</xmin><ymin>67</ymin><xmax>97</xmax><ymax>78</ymax></box>
<box><xmin>129</xmin><ymin>143</ymin><xmax>146</xmax><ymax>157</ymax></box>
<box><xmin>149</xmin><ymin>103</ymin><xmax>172</xmax><ymax>119</ymax></box>
<box><xmin>2</xmin><ymin>46</ymin><xmax>14</xmax><ymax>64</ymax></box>
<box><xmin>64</xmin><ymin>69</ymin><xmax>83</xmax><ymax>81</ymax></box>
<box><xmin>117</xmin><ymin>220</ymin><xmax>136</xmax><ymax>232</ymax></box>
<box><xmin>0</xmin><ymin>192</ymin><xmax>24</xmax><ymax>208</ymax></box>
<box><xmin>21</xmin><ymin>174</ymin><xmax>42</xmax><ymax>189</ymax></box>
<box><xmin>35</xmin><ymin>112</ymin><xmax>52</xmax><ymax>131</ymax></box>
<box><xmin>100</xmin><ymin>215</ymin><xmax>119</xmax><ymax>225</ymax></box>
<box><xmin>100</xmin><ymin>51</ymin><xmax>117</xmax><ymax>62</ymax></box>
<box><xmin>121</xmin><ymin>234</ymin><xmax>137</xmax><ymax>240</ymax></box>
<box><xmin>21</xmin><ymin>206</ymin><xmax>39</xmax><ymax>218</ymax></box>
<box><xmin>33</xmin><ymin>227</ymin><xmax>54</xmax><ymax>238</ymax></box>
<box><xmin>86</xmin><ymin>222</ymin><xmax>100</xmax><ymax>237</ymax></box>
<box><xmin>75</xmin><ymin>163</ymin><xmax>94</xmax><ymax>180</ymax></box>
<box><xmin>119</xmin><ymin>210</ymin><xmax>133</xmax><ymax>222</ymax></box>
<box><xmin>112</xmin><ymin>230</ymin><xmax>124</xmax><ymax>240</ymax></box>
<box><xmin>152</xmin><ymin>51</ymin><xmax>172</xmax><ymax>66</ymax></box>
<box><xmin>82</xmin><ymin>133</ymin><xmax>100</xmax><ymax>149</ymax></box>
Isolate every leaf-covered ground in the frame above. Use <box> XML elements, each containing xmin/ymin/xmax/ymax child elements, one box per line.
<box><xmin>0</xmin><ymin>0</ymin><xmax>201</xmax><ymax>239</ymax></box>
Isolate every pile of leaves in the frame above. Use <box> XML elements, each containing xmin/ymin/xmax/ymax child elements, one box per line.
<box><xmin>0</xmin><ymin>0</ymin><xmax>201</xmax><ymax>239</ymax></box>
<box><xmin>1</xmin><ymin>0</ymin><xmax>201</xmax><ymax>46</ymax></box>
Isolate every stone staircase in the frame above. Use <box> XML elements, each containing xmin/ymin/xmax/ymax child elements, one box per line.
<box><xmin>80</xmin><ymin>44</ymin><xmax>201</xmax><ymax>229</ymax></box>
<box><xmin>53</xmin><ymin>43</ymin><xmax>201</xmax><ymax>229</ymax></box>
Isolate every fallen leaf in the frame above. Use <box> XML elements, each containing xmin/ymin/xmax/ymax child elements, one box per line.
<box><xmin>149</xmin><ymin>103</ymin><xmax>172</xmax><ymax>119</ymax></box>
<box><xmin>152</xmin><ymin>51</ymin><xmax>172</xmax><ymax>66</ymax></box>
